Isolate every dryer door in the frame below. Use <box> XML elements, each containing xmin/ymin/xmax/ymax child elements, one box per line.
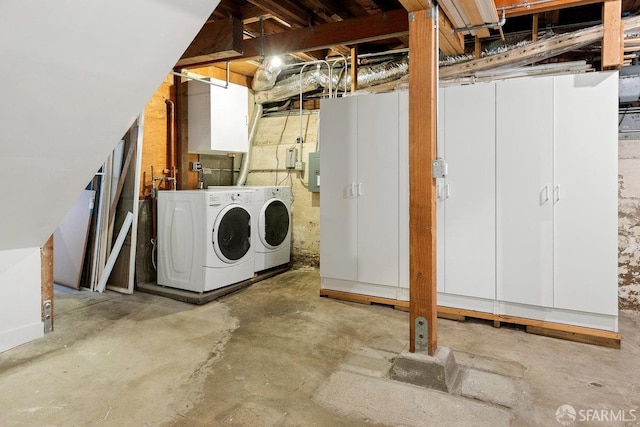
<box><xmin>259</xmin><ymin>199</ymin><xmax>290</xmax><ymax>249</ymax></box>
<box><xmin>212</xmin><ymin>205</ymin><xmax>251</xmax><ymax>263</ymax></box>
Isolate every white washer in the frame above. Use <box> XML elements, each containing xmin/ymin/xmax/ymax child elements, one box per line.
<box><xmin>209</xmin><ymin>186</ymin><xmax>292</xmax><ymax>272</ymax></box>
<box><xmin>157</xmin><ymin>189</ymin><xmax>255</xmax><ymax>293</ymax></box>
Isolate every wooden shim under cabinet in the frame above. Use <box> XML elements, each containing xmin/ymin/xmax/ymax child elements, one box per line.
<box><xmin>319</xmin><ymin>289</ymin><xmax>621</xmax><ymax>348</ymax></box>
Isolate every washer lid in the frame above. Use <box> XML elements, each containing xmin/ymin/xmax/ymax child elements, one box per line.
<box><xmin>213</xmin><ymin>205</ymin><xmax>251</xmax><ymax>263</ymax></box>
<box><xmin>259</xmin><ymin>199</ymin><xmax>290</xmax><ymax>249</ymax></box>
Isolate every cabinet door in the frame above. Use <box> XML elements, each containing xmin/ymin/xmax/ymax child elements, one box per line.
<box><xmin>436</xmin><ymin>88</ymin><xmax>445</xmax><ymax>293</ymax></box>
<box><xmin>356</xmin><ymin>92</ymin><xmax>400</xmax><ymax>286</ymax></box>
<box><xmin>398</xmin><ymin>91</ymin><xmax>410</xmax><ymax>293</ymax></box>
<box><xmin>443</xmin><ymin>83</ymin><xmax>496</xmax><ymax>299</ymax></box>
<box><xmin>496</xmin><ymin>77</ymin><xmax>554</xmax><ymax>307</ymax></box>
<box><xmin>553</xmin><ymin>72</ymin><xmax>618</xmax><ymax>316</ymax></box>
<box><xmin>319</xmin><ymin>97</ymin><xmax>359</xmax><ymax>282</ymax></box>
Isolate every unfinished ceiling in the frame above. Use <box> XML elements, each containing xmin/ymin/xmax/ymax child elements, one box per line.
<box><xmin>176</xmin><ymin>0</ymin><xmax>640</xmax><ymax>78</ymax></box>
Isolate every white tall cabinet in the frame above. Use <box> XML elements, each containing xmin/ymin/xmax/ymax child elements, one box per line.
<box><xmin>320</xmin><ymin>72</ymin><xmax>618</xmax><ymax>333</ymax></box>
<box><xmin>496</xmin><ymin>77</ymin><xmax>555</xmax><ymax>308</ymax></box>
<box><xmin>438</xmin><ymin>83</ymin><xmax>496</xmax><ymax>311</ymax></box>
<box><xmin>440</xmin><ymin>71</ymin><xmax>619</xmax><ymax>331</ymax></box>
<box><xmin>320</xmin><ymin>91</ymin><xmax>409</xmax><ymax>300</ymax></box>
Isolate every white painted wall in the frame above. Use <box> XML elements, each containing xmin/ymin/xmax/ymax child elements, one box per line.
<box><xmin>0</xmin><ymin>0</ymin><xmax>220</xmax><ymax>352</ymax></box>
<box><xmin>0</xmin><ymin>248</ymin><xmax>43</xmax><ymax>353</ymax></box>
<box><xmin>0</xmin><ymin>0</ymin><xmax>220</xmax><ymax>251</ymax></box>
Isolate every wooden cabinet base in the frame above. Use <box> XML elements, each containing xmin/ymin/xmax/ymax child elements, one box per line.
<box><xmin>319</xmin><ymin>289</ymin><xmax>621</xmax><ymax>349</ymax></box>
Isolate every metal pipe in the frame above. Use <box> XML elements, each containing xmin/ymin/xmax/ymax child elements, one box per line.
<box><xmin>298</xmin><ymin>60</ymin><xmax>330</xmax><ymax>161</ymax></box>
<box><xmin>328</xmin><ymin>54</ymin><xmax>348</xmax><ymax>97</ymax></box>
<box><xmin>236</xmin><ymin>103</ymin><xmax>264</xmax><ymax>185</ymax></box>
<box><xmin>170</xmin><ymin>63</ymin><xmax>231</xmax><ymax>89</ymax></box>
<box><xmin>164</xmin><ymin>99</ymin><xmax>177</xmax><ymax>183</ymax></box>
<box><xmin>355</xmin><ymin>48</ymin><xmax>409</xmax><ymax>60</ymax></box>
<box><xmin>498</xmin><ymin>0</ymin><xmax>557</xmax><ymax>11</ymax></box>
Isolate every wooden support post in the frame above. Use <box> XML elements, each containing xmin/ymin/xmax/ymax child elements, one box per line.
<box><xmin>408</xmin><ymin>7</ymin><xmax>438</xmax><ymax>356</ymax></box>
<box><xmin>474</xmin><ymin>36</ymin><xmax>482</xmax><ymax>58</ymax></box>
<box><xmin>41</xmin><ymin>234</ymin><xmax>54</xmax><ymax>332</ymax></box>
<box><xmin>602</xmin><ymin>0</ymin><xmax>622</xmax><ymax>69</ymax></box>
<box><xmin>350</xmin><ymin>46</ymin><xmax>358</xmax><ymax>93</ymax></box>
<box><xmin>532</xmin><ymin>14</ymin><xmax>539</xmax><ymax>42</ymax></box>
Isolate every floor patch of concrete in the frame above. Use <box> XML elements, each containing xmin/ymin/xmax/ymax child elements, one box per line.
<box><xmin>1</xmin><ymin>294</ymin><xmax>238</xmax><ymax>426</ymax></box>
<box><xmin>315</xmin><ymin>371</ymin><xmax>513</xmax><ymax>427</ymax></box>
<box><xmin>342</xmin><ymin>347</ymin><xmax>396</xmax><ymax>378</ymax></box>
<box><xmin>456</xmin><ymin>368</ymin><xmax>526</xmax><ymax>409</ymax></box>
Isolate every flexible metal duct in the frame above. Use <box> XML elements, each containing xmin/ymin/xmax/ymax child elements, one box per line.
<box><xmin>252</xmin><ymin>57</ymin><xmax>284</xmax><ymax>92</ymax></box>
<box><xmin>254</xmin><ymin>56</ymin><xmax>409</xmax><ymax>104</ymax></box>
<box><xmin>340</xmin><ymin>56</ymin><xmax>408</xmax><ymax>90</ymax></box>
<box><xmin>254</xmin><ymin>67</ymin><xmax>330</xmax><ymax>104</ymax></box>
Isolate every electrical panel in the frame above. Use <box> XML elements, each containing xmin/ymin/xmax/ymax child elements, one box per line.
<box><xmin>308</xmin><ymin>152</ymin><xmax>320</xmax><ymax>192</ymax></box>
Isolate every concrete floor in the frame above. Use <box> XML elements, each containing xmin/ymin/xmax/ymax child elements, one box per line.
<box><xmin>1</xmin><ymin>268</ymin><xmax>639</xmax><ymax>426</ymax></box>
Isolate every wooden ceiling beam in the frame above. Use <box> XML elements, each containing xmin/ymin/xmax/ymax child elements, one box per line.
<box><xmin>241</xmin><ymin>6</ymin><xmax>274</xmax><ymax>23</ymax></box>
<box><xmin>178</xmin><ymin>17</ymin><xmax>244</xmax><ymax>67</ymax></box>
<box><xmin>352</xmin><ymin>0</ymin><xmax>382</xmax><ymax>14</ymax></box>
<box><xmin>177</xmin><ymin>9</ymin><xmax>410</xmax><ymax>67</ymax></box>
<box><xmin>305</xmin><ymin>0</ymin><xmax>355</xmax><ymax>21</ymax></box>
<box><xmin>397</xmin><ymin>0</ymin><xmax>433</xmax><ymax>12</ymax></box>
<box><xmin>457</xmin><ymin>0</ymin><xmax>491</xmax><ymax>37</ymax></box>
<box><xmin>438</xmin><ymin>8</ymin><xmax>466</xmax><ymax>54</ymax></box>
<box><xmin>245</xmin><ymin>0</ymin><xmax>313</xmax><ymax>28</ymax></box>
<box><xmin>494</xmin><ymin>0</ymin><xmax>607</xmax><ymax>17</ymax></box>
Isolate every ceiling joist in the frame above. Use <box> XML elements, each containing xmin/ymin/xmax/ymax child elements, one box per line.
<box><xmin>177</xmin><ymin>9</ymin><xmax>412</xmax><ymax>67</ymax></box>
<box><xmin>246</xmin><ymin>0</ymin><xmax>314</xmax><ymax>28</ymax></box>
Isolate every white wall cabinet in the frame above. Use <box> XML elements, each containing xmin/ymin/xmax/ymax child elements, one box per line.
<box><xmin>320</xmin><ymin>91</ymin><xmax>409</xmax><ymax>300</ymax></box>
<box><xmin>188</xmin><ymin>78</ymin><xmax>248</xmax><ymax>154</ymax></box>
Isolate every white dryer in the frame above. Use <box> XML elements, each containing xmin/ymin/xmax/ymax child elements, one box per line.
<box><xmin>253</xmin><ymin>186</ymin><xmax>292</xmax><ymax>271</ymax></box>
<box><xmin>157</xmin><ymin>189</ymin><xmax>255</xmax><ymax>293</ymax></box>
<box><xmin>209</xmin><ymin>186</ymin><xmax>292</xmax><ymax>272</ymax></box>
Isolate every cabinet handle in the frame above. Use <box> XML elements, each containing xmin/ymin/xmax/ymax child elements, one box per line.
<box><xmin>350</xmin><ymin>182</ymin><xmax>357</xmax><ymax>197</ymax></box>
<box><xmin>437</xmin><ymin>184</ymin><xmax>443</xmax><ymax>201</ymax></box>
<box><xmin>358</xmin><ymin>182</ymin><xmax>363</xmax><ymax>196</ymax></box>
<box><xmin>554</xmin><ymin>184</ymin><xmax>560</xmax><ymax>203</ymax></box>
<box><xmin>540</xmin><ymin>185</ymin><xmax>550</xmax><ymax>205</ymax></box>
<box><xmin>445</xmin><ymin>184</ymin><xmax>451</xmax><ymax>199</ymax></box>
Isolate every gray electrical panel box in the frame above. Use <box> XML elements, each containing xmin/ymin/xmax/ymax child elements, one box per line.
<box><xmin>308</xmin><ymin>152</ymin><xmax>320</xmax><ymax>192</ymax></box>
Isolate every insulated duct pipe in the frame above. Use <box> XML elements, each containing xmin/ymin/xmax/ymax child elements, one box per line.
<box><xmin>235</xmin><ymin>103</ymin><xmax>264</xmax><ymax>185</ymax></box>
<box><xmin>254</xmin><ymin>56</ymin><xmax>408</xmax><ymax>105</ymax></box>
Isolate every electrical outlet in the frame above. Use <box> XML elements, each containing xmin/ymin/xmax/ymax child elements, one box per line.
<box><xmin>295</xmin><ymin>161</ymin><xmax>305</xmax><ymax>171</ymax></box>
